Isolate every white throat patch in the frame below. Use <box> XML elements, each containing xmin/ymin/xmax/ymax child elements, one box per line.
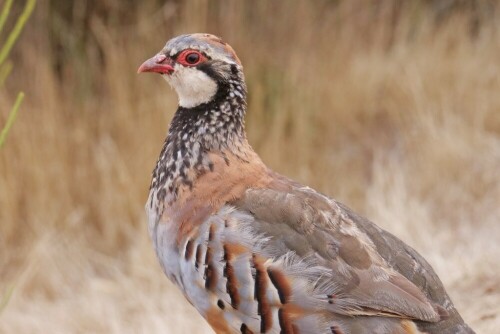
<box><xmin>164</xmin><ymin>65</ymin><xmax>218</xmax><ymax>108</ymax></box>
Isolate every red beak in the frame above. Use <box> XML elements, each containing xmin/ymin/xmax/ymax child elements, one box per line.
<box><xmin>137</xmin><ymin>54</ymin><xmax>174</xmax><ymax>74</ymax></box>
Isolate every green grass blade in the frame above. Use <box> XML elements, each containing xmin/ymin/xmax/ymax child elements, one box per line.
<box><xmin>0</xmin><ymin>91</ymin><xmax>24</xmax><ymax>149</ymax></box>
<box><xmin>0</xmin><ymin>0</ymin><xmax>36</xmax><ymax>67</ymax></box>
<box><xmin>0</xmin><ymin>60</ymin><xmax>13</xmax><ymax>86</ymax></box>
<box><xmin>0</xmin><ymin>285</ymin><xmax>15</xmax><ymax>315</ymax></box>
<box><xmin>0</xmin><ymin>0</ymin><xmax>14</xmax><ymax>34</ymax></box>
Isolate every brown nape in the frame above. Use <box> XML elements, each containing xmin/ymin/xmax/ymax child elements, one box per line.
<box><xmin>219</xmin><ymin>42</ymin><xmax>242</xmax><ymax>65</ymax></box>
<box><xmin>196</xmin><ymin>33</ymin><xmax>242</xmax><ymax>65</ymax></box>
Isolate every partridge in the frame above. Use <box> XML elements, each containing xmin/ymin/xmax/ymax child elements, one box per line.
<box><xmin>138</xmin><ymin>34</ymin><xmax>474</xmax><ymax>334</ymax></box>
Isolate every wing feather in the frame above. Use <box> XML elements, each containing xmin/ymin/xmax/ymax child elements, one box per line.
<box><xmin>230</xmin><ymin>187</ymin><xmax>446</xmax><ymax>323</ymax></box>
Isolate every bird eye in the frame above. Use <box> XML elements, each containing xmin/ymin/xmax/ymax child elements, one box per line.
<box><xmin>185</xmin><ymin>52</ymin><xmax>200</xmax><ymax>64</ymax></box>
<box><xmin>177</xmin><ymin>50</ymin><xmax>205</xmax><ymax>66</ymax></box>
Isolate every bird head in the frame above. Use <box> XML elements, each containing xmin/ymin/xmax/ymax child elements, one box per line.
<box><xmin>138</xmin><ymin>33</ymin><xmax>243</xmax><ymax>108</ymax></box>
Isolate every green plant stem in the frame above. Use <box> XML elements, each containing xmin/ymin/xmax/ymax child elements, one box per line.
<box><xmin>0</xmin><ymin>0</ymin><xmax>14</xmax><ymax>34</ymax></box>
<box><xmin>0</xmin><ymin>92</ymin><xmax>24</xmax><ymax>149</ymax></box>
<box><xmin>0</xmin><ymin>0</ymin><xmax>36</xmax><ymax>67</ymax></box>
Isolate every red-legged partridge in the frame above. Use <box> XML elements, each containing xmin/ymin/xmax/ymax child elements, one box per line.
<box><xmin>138</xmin><ymin>34</ymin><xmax>474</xmax><ymax>334</ymax></box>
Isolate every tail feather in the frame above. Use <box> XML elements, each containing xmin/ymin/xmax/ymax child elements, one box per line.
<box><xmin>415</xmin><ymin>308</ymin><xmax>476</xmax><ymax>334</ymax></box>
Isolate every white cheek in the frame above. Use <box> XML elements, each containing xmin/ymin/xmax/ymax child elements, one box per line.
<box><xmin>164</xmin><ymin>66</ymin><xmax>218</xmax><ymax>108</ymax></box>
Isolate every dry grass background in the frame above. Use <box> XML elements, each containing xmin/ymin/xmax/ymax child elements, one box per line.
<box><xmin>1</xmin><ymin>0</ymin><xmax>499</xmax><ymax>333</ymax></box>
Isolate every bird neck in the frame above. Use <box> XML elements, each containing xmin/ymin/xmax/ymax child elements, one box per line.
<box><xmin>150</xmin><ymin>78</ymin><xmax>249</xmax><ymax>204</ymax></box>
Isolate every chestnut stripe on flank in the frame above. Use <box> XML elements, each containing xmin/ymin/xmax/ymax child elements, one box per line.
<box><xmin>240</xmin><ymin>323</ymin><xmax>254</xmax><ymax>334</ymax></box>
<box><xmin>204</xmin><ymin>245</ymin><xmax>217</xmax><ymax>291</ymax></box>
<box><xmin>278</xmin><ymin>308</ymin><xmax>295</xmax><ymax>334</ymax></box>
<box><xmin>330</xmin><ymin>326</ymin><xmax>343</xmax><ymax>334</ymax></box>
<box><xmin>267</xmin><ymin>268</ymin><xmax>292</xmax><ymax>304</ymax></box>
<box><xmin>184</xmin><ymin>239</ymin><xmax>194</xmax><ymax>260</ymax></box>
<box><xmin>208</xmin><ymin>223</ymin><xmax>216</xmax><ymax>242</ymax></box>
<box><xmin>252</xmin><ymin>254</ymin><xmax>272</xmax><ymax>333</ymax></box>
<box><xmin>223</xmin><ymin>245</ymin><xmax>240</xmax><ymax>309</ymax></box>
<box><xmin>195</xmin><ymin>244</ymin><xmax>203</xmax><ymax>269</ymax></box>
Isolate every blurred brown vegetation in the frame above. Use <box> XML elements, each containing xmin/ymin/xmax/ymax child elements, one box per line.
<box><xmin>0</xmin><ymin>0</ymin><xmax>499</xmax><ymax>333</ymax></box>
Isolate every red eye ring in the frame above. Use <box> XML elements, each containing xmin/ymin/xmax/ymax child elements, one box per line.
<box><xmin>177</xmin><ymin>50</ymin><xmax>206</xmax><ymax>66</ymax></box>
